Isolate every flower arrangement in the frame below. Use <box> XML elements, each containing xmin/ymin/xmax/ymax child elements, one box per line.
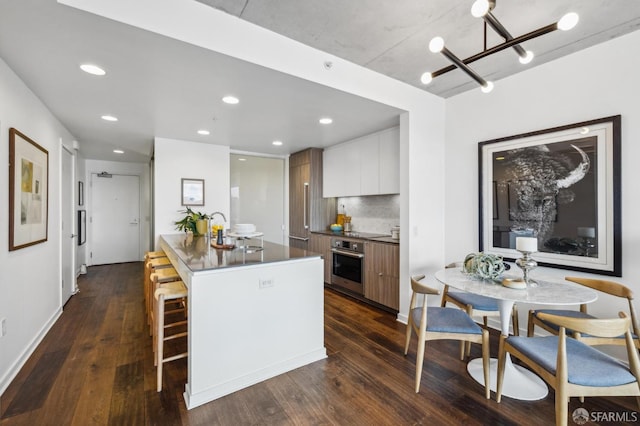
<box><xmin>463</xmin><ymin>252</ymin><xmax>506</xmax><ymax>280</ymax></box>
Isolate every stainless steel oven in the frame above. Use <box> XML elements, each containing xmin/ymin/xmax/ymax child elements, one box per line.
<box><xmin>331</xmin><ymin>238</ymin><xmax>364</xmax><ymax>295</ymax></box>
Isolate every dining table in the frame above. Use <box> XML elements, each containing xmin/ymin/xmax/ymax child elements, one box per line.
<box><xmin>435</xmin><ymin>267</ymin><xmax>598</xmax><ymax>400</ymax></box>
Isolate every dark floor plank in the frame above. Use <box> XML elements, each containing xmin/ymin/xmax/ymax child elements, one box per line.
<box><xmin>1</xmin><ymin>348</ymin><xmax>69</xmax><ymax>418</ymax></box>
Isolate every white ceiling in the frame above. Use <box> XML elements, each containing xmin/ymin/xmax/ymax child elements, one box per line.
<box><xmin>1</xmin><ymin>0</ymin><xmax>639</xmax><ymax>163</ymax></box>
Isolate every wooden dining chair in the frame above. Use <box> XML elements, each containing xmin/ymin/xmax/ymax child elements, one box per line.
<box><xmin>404</xmin><ymin>275</ymin><xmax>490</xmax><ymax>397</ymax></box>
<box><xmin>497</xmin><ymin>312</ymin><xmax>640</xmax><ymax>426</ymax></box>
<box><xmin>441</xmin><ymin>262</ymin><xmax>519</xmax><ymax>356</ymax></box>
<box><xmin>527</xmin><ymin>277</ymin><xmax>640</xmax><ymax>348</ymax></box>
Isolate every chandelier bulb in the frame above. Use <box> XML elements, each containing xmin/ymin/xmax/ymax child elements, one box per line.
<box><xmin>429</xmin><ymin>37</ymin><xmax>445</xmax><ymax>53</ymax></box>
<box><xmin>481</xmin><ymin>81</ymin><xmax>494</xmax><ymax>93</ymax></box>
<box><xmin>558</xmin><ymin>12</ymin><xmax>579</xmax><ymax>31</ymax></box>
<box><xmin>519</xmin><ymin>50</ymin><xmax>534</xmax><ymax>64</ymax></box>
<box><xmin>420</xmin><ymin>72</ymin><xmax>433</xmax><ymax>85</ymax></box>
<box><xmin>471</xmin><ymin>0</ymin><xmax>490</xmax><ymax>18</ymax></box>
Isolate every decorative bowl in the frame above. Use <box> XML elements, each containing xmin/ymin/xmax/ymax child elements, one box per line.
<box><xmin>330</xmin><ymin>224</ymin><xmax>343</xmax><ymax>233</ymax></box>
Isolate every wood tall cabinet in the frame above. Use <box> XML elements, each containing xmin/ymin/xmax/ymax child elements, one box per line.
<box><xmin>289</xmin><ymin>148</ymin><xmax>335</xmax><ymax>250</ymax></box>
<box><xmin>364</xmin><ymin>241</ymin><xmax>399</xmax><ymax>310</ymax></box>
<box><xmin>309</xmin><ymin>233</ymin><xmax>332</xmax><ymax>284</ymax></box>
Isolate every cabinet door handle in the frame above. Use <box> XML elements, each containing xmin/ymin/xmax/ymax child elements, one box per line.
<box><xmin>378</xmin><ymin>272</ymin><xmax>383</xmax><ymax>276</ymax></box>
<box><xmin>303</xmin><ymin>182</ymin><xmax>309</xmax><ymax>229</ymax></box>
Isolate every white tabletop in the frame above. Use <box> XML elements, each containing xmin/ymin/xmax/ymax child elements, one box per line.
<box><xmin>434</xmin><ymin>268</ymin><xmax>597</xmax><ymax>306</ymax></box>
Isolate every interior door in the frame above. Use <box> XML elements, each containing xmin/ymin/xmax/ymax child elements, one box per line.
<box><xmin>90</xmin><ymin>173</ymin><xmax>140</xmax><ymax>264</ymax></box>
<box><xmin>61</xmin><ymin>146</ymin><xmax>75</xmax><ymax>304</ymax></box>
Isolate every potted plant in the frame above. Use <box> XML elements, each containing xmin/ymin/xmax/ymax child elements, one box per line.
<box><xmin>175</xmin><ymin>207</ymin><xmax>209</xmax><ymax>236</ymax></box>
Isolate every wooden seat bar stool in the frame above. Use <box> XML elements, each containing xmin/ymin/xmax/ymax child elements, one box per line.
<box><xmin>148</xmin><ymin>267</ymin><xmax>183</xmax><ymax>335</ymax></box>
<box><xmin>154</xmin><ymin>281</ymin><xmax>188</xmax><ymax>392</ymax></box>
<box><xmin>144</xmin><ymin>256</ymin><xmax>172</xmax><ymax>323</ymax></box>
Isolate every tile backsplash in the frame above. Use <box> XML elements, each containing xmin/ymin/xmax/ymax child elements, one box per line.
<box><xmin>337</xmin><ymin>194</ymin><xmax>400</xmax><ymax>235</ymax></box>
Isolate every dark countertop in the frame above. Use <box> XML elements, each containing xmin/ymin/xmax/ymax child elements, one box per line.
<box><xmin>311</xmin><ymin>230</ymin><xmax>399</xmax><ymax>245</ymax></box>
<box><xmin>161</xmin><ymin>234</ymin><xmax>321</xmax><ymax>272</ymax></box>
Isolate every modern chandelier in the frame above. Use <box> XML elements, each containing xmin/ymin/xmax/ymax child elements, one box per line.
<box><xmin>421</xmin><ymin>0</ymin><xmax>579</xmax><ymax>93</ymax></box>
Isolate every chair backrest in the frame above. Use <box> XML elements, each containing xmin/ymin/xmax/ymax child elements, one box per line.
<box><xmin>565</xmin><ymin>276</ymin><xmax>639</xmax><ymax>337</ymax></box>
<box><xmin>537</xmin><ymin>311</ymin><xmax>631</xmax><ymax>338</ymax></box>
<box><xmin>410</xmin><ymin>275</ymin><xmax>439</xmax><ymax>295</ymax></box>
<box><xmin>565</xmin><ymin>276</ymin><xmax>634</xmax><ymax>299</ymax></box>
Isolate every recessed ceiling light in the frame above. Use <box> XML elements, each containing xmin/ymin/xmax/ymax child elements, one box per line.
<box><xmin>319</xmin><ymin>117</ymin><xmax>333</xmax><ymax>125</ymax></box>
<box><xmin>272</xmin><ymin>140</ymin><xmax>283</xmax><ymax>146</ymax></box>
<box><xmin>113</xmin><ymin>149</ymin><xmax>124</xmax><ymax>154</ymax></box>
<box><xmin>222</xmin><ymin>96</ymin><xmax>239</xmax><ymax>104</ymax></box>
<box><xmin>101</xmin><ymin>115</ymin><xmax>118</xmax><ymax>122</ymax></box>
<box><xmin>80</xmin><ymin>64</ymin><xmax>106</xmax><ymax>76</ymax></box>
<box><xmin>197</xmin><ymin>130</ymin><xmax>210</xmax><ymax>135</ymax></box>
<box><xmin>238</xmin><ymin>158</ymin><xmax>247</xmax><ymax>161</ymax></box>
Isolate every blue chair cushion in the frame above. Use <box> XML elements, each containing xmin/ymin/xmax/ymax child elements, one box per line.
<box><xmin>411</xmin><ymin>307</ymin><xmax>482</xmax><ymax>335</ymax></box>
<box><xmin>507</xmin><ymin>335</ymin><xmax>637</xmax><ymax>387</ymax></box>
<box><xmin>447</xmin><ymin>291</ymin><xmax>500</xmax><ymax>312</ymax></box>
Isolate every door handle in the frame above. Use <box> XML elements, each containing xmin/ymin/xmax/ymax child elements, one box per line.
<box><xmin>303</xmin><ymin>182</ymin><xmax>309</xmax><ymax>230</ymax></box>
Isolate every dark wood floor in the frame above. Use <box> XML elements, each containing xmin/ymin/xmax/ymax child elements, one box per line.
<box><xmin>1</xmin><ymin>263</ymin><xmax>638</xmax><ymax>425</ymax></box>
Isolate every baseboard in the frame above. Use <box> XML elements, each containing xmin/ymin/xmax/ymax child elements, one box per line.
<box><xmin>0</xmin><ymin>307</ymin><xmax>63</xmax><ymax>396</ymax></box>
<box><xmin>183</xmin><ymin>348</ymin><xmax>327</xmax><ymax>410</ymax></box>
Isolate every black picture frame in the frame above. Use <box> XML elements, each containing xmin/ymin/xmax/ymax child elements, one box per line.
<box><xmin>479</xmin><ymin>115</ymin><xmax>621</xmax><ymax>276</ymax></box>
<box><xmin>78</xmin><ymin>210</ymin><xmax>86</xmax><ymax>246</ymax></box>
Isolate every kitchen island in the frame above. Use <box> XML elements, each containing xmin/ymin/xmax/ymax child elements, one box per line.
<box><xmin>159</xmin><ymin>234</ymin><xmax>326</xmax><ymax>409</ymax></box>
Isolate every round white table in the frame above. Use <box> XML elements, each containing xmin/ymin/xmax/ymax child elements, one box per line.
<box><xmin>435</xmin><ymin>268</ymin><xmax>598</xmax><ymax>401</ymax></box>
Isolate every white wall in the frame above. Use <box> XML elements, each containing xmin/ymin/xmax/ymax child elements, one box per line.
<box><xmin>153</xmin><ymin>137</ymin><xmax>230</xmax><ymax>246</ymax></box>
<box><xmin>62</xmin><ymin>0</ymin><xmax>447</xmax><ymax>323</ymax></box>
<box><xmin>445</xmin><ymin>30</ymin><xmax>640</xmax><ymax>329</ymax></box>
<box><xmin>84</xmin><ymin>159</ymin><xmax>151</xmax><ymax>262</ymax></box>
<box><xmin>0</xmin><ymin>57</ymin><xmax>77</xmax><ymax>394</ymax></box>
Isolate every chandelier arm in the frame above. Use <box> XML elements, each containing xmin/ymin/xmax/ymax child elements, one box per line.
<box><xmin>483</xmin><ymin>12</ymin><xmax>527</xmax><ymax>57</ymax></box>
<box><xmin>440</xmin><ymin>47</ymin><xmax>487</xmax><ymax>86</ymax></box>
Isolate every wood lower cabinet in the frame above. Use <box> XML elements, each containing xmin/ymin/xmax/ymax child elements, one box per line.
<box><xmin>364</xmin><ymin>241</ymin><xmax>399</xmax><ymax>310</ymax></box>
<box><xmin>309</xmin><ymin>233</ymin><xmax>332</xmax><ymax>284</ymax></box>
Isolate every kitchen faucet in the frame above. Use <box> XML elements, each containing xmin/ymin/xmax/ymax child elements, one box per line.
<box><xmin>208</xmin><ymin>212</ymin><xmax>227</xmax><ymax>238</ymax></box>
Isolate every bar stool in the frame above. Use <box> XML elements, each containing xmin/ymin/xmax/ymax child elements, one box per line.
<box><xmin>144</xmin><ymin>257</ymin><xmax>172</xmax><ymax>321</ymax></box>
<box><xmin>149</xmin><ymin>267</ymin><xmax>183</xmax><ymax>335</ymax></box>
<box><xmin>154</xmin><ymin>281</ymin><xmax>188</xmax><ymax>392</ymax></box>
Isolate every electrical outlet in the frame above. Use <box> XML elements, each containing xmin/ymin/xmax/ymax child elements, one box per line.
<box><xmin>259</xmin><ymin>278</ymin><xmax>274</xmax><ymax>289</ymax></box>
<box><xmin>1</xmin><ymin>318</ymin><xmax>6</xmax><ymax>337</ymax></box>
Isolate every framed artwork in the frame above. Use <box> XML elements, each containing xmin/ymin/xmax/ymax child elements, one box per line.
<box><xmin>78</xmin><ymin>210</ymin><xmax>87</xmax><ymax>246</ymax></box>
<box><xmin>478</xmin><ymin>115</ymin><xmax>621</xmax><ymax>276</ymax></box>
<box><xmin>78</xmin><ymin>181</ymin><xmax>84</xmax><ymax>206</ymax></box>
<box><xmin>9</xmin><ymin>128</ymin><xmax>49</xmax><ymax>251</ymax></box>
<box><xmin>181</xmin><ymin>178</ymin><xmax>205</xmax><ymax>206</ymax></box>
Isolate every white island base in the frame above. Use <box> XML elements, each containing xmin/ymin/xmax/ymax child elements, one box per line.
<box><xmin>160</xmin><ymin>235</ymin><xmax>327</xmax><ymax>409</ymax></box>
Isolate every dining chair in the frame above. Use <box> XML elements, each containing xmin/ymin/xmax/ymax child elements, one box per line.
<box><xmin>404</xmin><ymin>275</ymin><xmax>490</xmax><ymax>397</ymax></box>
<box><xmin>441</xmin><ymin>262</ymin><xmax>519</xmax><ymax>356</ymax></box>
<box><xmin>497</xmin><ymin>312</ymin><xmax>640</xmax><ymax>426</ymax></box>
<box><xmin>527</xmin><ymin>276</ymin><xmax>640</xmax><ymax>348</ymax></box>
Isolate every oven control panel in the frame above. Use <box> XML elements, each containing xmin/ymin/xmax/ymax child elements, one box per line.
<box><xmin>332</xmin><ymin>239</ymin><xmax>363</xmax><ymax>254</ymax></box>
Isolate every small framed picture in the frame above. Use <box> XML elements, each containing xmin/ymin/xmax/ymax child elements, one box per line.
<box><xmin>181</xmin><ymin>178</ymin><xmax>205</xmax><ymax>206</ymax></box>
<box><xmin>78</xmin><ymin>181</ymin><xmax>84</xmax><ymax>206</ymax></box>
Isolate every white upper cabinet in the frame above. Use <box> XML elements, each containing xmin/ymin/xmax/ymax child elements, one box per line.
<box><xmin>378</xmin><ymin>126</ymin><xmax>400</xmax><ymax>195</ymax></box>
<box><xmin>323</xmin><ymin>126</ymin><xmax>399</xmax><ymax>197</ymax></box>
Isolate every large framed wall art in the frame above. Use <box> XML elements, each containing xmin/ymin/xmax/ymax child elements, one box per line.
<box><xmin>478</xmin><ymin>115</ymin><xmax>621</xmax><ymax>276</ymax></box>
<box><xmin>9</xmin><ymin>128</ymin><xmax>49</xmax><ymax>251</ymax></box>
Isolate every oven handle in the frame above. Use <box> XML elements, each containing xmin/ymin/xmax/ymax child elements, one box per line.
<box><xmin>331</xmin><ymin>248</ymin><xmax>364</xmax><ymax>259</ymax></box>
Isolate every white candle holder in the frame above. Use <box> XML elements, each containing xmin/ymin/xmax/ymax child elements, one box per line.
<box><xmin>516</xmin><ymin>250</ymin><xmax>538</xmax><ymax>287</ymax></box>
